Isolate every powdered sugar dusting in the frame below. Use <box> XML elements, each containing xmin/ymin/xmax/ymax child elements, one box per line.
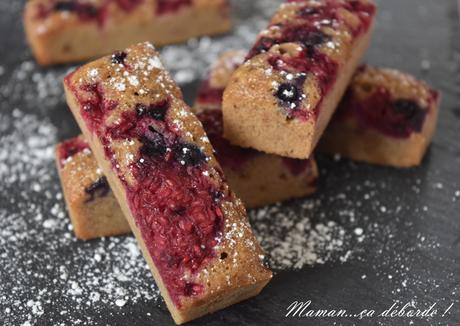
<box><xmin>0</xmin><ymin>110</ymin><xmax>160</xmax><ymax>325</ymax></box>
<box><xmin>251</xmin><ymin>201</ymin><xmax>350</xmax><ymax>269</ymax></box>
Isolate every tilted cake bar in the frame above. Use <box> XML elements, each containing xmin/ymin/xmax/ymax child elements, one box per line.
<box><xmin>55</xmin><ymin>136</ymin><xmax>130</xmax><ymax>240</ymax></box>
<box><xmin>319</xmin><ymin>65</ymin><xmax>440</xmax><ymax>167</ymax></box>
<box><xmin>24</xmin><ymin>0</ymin><xmax>231</xmax><ymax>65</ymax></box>
<box><xmin>55</xmin><ymin>50</ymin><xmax>318</xmax><ymax>240</ymax></box>
<box><xmin>223</xmin><ymin>0</ymin><xmax>376</xmax><ymax>159</ymax></box>
<box><xmin>63</xmin><ymin>42</ymin><xmax>272</xmax><ymax>324</ymax></box>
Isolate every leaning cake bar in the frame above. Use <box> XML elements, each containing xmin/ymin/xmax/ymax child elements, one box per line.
<box><xmin>63</xmin><ymin>42</ymin><xmax>271</xmax><ymax>324</ymax></box>
<box><xmin>223</xmin><ymin>0</ymin><xmax>376</xmax><ymax>159</ymax></box>
<box><xmin>196</xmin><ymin>50</ymin><xmax>319</xmax><ymax>208</ymax></box>
<box><xmin>25</xmin><ymin>0</ymin><xmax>231</xmax><ymax>65</ymax></box>
<box><xmin>55</xmin><ymin>137</ymin><xmax>130</xmax><ymax>240</ymax></box>
<box><xmin>318</xmin><ymin>65</ymin><xmax>440</xmax><ymax>167</ymax></box>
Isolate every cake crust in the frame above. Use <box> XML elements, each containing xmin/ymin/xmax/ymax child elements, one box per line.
<box><xmin>63</xmin><ymin>42</ymin><xmax>271</xmax><ymax>324</ymax></box>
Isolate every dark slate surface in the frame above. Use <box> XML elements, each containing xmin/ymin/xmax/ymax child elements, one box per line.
<box><xmin>0</xmin><ymin>0</ymin><xmax>459</xmax><ymax>325</ymax></box>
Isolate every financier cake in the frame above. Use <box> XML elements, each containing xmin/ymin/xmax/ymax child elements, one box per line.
<box><xmin>63</xmin><ymin>42</ymin><xmax>272</xmax><ymax>324</ymax></box>
<box><xmin>223</xmin><ymin>0</ymin><xmax>377</xmax><ymax>159</ymax></box>
<box><xmin>319</xmin><ymin>65</ymin><xmax>440</xmax><ymax>167</ymax></box>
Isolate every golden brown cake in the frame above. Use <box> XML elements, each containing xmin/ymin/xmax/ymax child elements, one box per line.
<box><xmin>24</xmin><ymin>0</ymin><xmax>231</xmax><ymax>65</ymax></box>
<box><xmin>222</xmin><ymin>0</ymin><xmax>376</xmax><ymax>159</ymax></box>
<box><xmin>63</xmin><ymin>42</ymin><xmax>272</xmax><ymax>324</ymax></box>
<box><xmin>55</xmin><ymin>136</ymin><xmax>130</xmax><ymax>240</ymax></box>
<box><xmin>318</xmin><ymin>65</ymin><xmax>440</xmax><ymax>167</ymax></box>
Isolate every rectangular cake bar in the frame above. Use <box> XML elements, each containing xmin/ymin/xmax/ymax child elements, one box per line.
<box><xmin>24</xmin><ymin>0</ymin><xmax>231</xmax><ymax>65</ymax></box>
<box><xmin>223</xmin><ymin>0</ymin><xmax>376</xmax><ymax>159</ymax></box>
<box><xmin>319</xmin><ymin>65</ymin><xmax>440</xmax><ymax>167</ymax></box>
<box><xmin>55</xmin><ymin>136</ymin><xmax>130</xmax><ymax>240</ymax></box>
<box><xmin>63</xmin><ymin>42</ymin><xmax>271</xmax><ymax>324</ymax></box>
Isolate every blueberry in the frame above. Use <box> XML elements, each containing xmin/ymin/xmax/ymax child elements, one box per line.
<box><xmin>84</xmin><ymin>177</ymin><xmax>110</xmax><ymax>202</ymax></box>
<box><xmin>54</xmin><ymin>1</ymin><xmax>98</xmax><ymax>18</ymax></box>
<box><xmin>54</xmin><ymin>1</ymin><xmax>77</xmax><ymax>11</ymax></box>
<box><xmin>300</xmin><ymin>31</ymin><xmax>329</xmax><ymax>56</ymax></box>
<box><xmin>247</xmin><ymin>37</ymin><xmax>276</xmax><ymax>58</ymax></box>
<box><xmin>111</xmin><ymin>51</ymin><xmax>127</xmax><ymax>64</ymax></box>
<box><xmin>276</xmin><ymin>83</ymin><xmax>300</xmax><ymax>107</ymax></box>
<box><xmin>149</xmin><ymin>106</ymin><xmax>167</xmax><ymax>121</ymax></box>
<box><xmin>174</xmin><ymin>143</ymin><xmax>206</xmax><ymax>167</ymax></box>
<box><xmin>392</xmin><ymin>99</ymin><xmax>420</xmax><ymax>119</ymax></box>
<box><xmin>274</xmin><ymin>75</ymin><xmax>307</xmax><ymax>114</ymax></box>
<box><xmin>135</xmin><ymin>100</ymin><xmax>169</xmax><ymax>121</ymax></box>
<box><xmin>303</xmin><ymin>31</ymin><xmax>328</xmax><ymax>47</ymax></box>
<box><xmin>78</xmin><ymin>4</ymin><xmax>98</xmax><ymax>18</ymax></box>
<box><xmin>173</xmin><ymin>206</ymin><xmax>187</xmax><ymax>216</ymax></box>
<box><xmin>392</xmin><ymin>99</ymin><xmax>426</xmax><ymax>132</ymax></box>
<box><xmin>140</xmin><ymin>126</ymin><xmax>167</xmax><ymax>157</ymax></box>
<box><xmin>211</xmin><ymin>190</ymin><xmax>224</xmax><ymax>203</ymax></box>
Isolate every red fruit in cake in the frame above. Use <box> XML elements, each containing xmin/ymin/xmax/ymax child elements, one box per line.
<box><xmin>64</xmin><ymin>43</ymin><xmax>272</xmax><ymax>324</ymax></box>
<box><xmin>57</xmin><ymin>137</ymin><xmax>89</xmax><ymax>164</ymax></box>
<box><xmin>156</xmin><ymin>0</ymin><xmax>192</xmax><ymax>15</ymax></box>
<box><xmin>53</xmin><ymin>1</ymin><xmax>99</xmax><ymax>20</ymax></box>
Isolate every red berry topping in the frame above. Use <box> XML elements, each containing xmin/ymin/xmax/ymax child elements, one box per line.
<box><xmin>71</xmin><ymin>79</ymin><xmax>225</xmax><ymax>304</ymax></box>
<box><xmin>57</xmin><ymin>137</ymin><xmax>89</xmax><ymax>166</ymax></box>
<box><xmin>197</xmin><ymin>110</ymin><xmax>258</xmax><ymax>171</ymax></box>
<box><xmin>156</xmin><ymin>0</ymin><xmax>192</xmax><ymax>15</ymax></box>
<box><xmin>281</xmin><ymin>157</ymin><xmax>312</xmax><ymax>176</ymax></box>
<box><xmin>53</xmin><ymin>1</ymin><xmax>98</xmax><ymax>20</ymax></box>
<box><xmin>37</xmin><ymin>0</ymin><xmax>144</xmax><ymax>25</ymax></box>
<box><xmin>195</xmin><ymin>80</ymin><xmax>225</xmax><ymax>106</ymax></box>
<box><xmin>336</xmin><ymin>87</ymin><xmax>429</xmax><ymax>138</ymax></box>
<box><xmin>246</xmin><ymin>0</ymin><xmax>376</xmax><ymax>121</ymax></box>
